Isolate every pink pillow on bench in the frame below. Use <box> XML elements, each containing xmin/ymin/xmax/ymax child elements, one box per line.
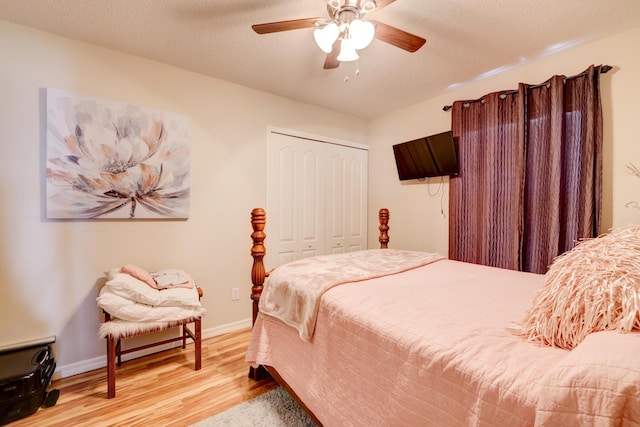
<box><xmin>120</xmin><ymin>264</ymin><xmax>156</xmax><ymax>288</ymax></box>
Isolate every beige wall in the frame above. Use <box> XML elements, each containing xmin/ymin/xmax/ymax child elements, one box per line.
<box><xmin>0</xmin><ymin>19</ymin><xmax>367</xmax><ymax>374</ymax></box>
<box><xmin>367</xmin><ymin>26</ymin><xmax>640</xmax><ymax>255</ymax></box>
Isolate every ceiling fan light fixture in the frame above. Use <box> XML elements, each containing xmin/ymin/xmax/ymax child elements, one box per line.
<box><xmin>337</xmin><ymin>38</ymin><xmax>359</xmax><ymax>62</ymax></box>
<box><xmin>314</xmin><ymin>22</ymin><xmax>340</xmax><ymax>53</ymax></box>
<box><xmin>349</xmin><ymin>19</ymin><xmax>375</xmax><ymax>49</ymax></box>
<box><xmin>252</xmin><ymin>0</ymin><xmax>427</xmax><ymax>71</ymax></box>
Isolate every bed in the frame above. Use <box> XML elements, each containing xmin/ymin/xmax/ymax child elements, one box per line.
<box><xmin>245</xmin><ymin>208</ymin><xmax>640</xmax><ymax>426</ymax></box>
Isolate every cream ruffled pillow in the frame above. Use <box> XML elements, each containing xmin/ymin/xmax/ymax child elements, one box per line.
<box><xmin>513</xmin><ymin>225</ymin><xmax>640</xmax><ymax>350</ymax></box>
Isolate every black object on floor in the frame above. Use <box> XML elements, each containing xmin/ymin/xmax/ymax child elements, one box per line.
<box><xmin>42</xmin><ymin>388</ymin><xmax>59</xmax><ymax>408</ymax></box>
<box><xmin>0</xmin><ymin>345</ymin><xmax>56</xmax><ymax>425</ymax></box>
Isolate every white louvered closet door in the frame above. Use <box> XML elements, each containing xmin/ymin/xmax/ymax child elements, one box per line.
<box><xmin>324</xmin><ymin>142</ymin><xmax>368</xmax><ymax>254</ymax></box>
<box><xmin>266</xmin><ymin>128</ymin><xmax>368</xmax><ymax>268</ymax></box>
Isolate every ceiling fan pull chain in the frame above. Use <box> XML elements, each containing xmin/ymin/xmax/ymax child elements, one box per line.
<box><xmin>344</xmin><ymin>60</ymin><xmax>361</xmax><ymax>82</ymax></box>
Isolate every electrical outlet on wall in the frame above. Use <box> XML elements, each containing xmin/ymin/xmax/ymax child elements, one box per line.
<box><xmin>231</xmin><ymin>287</ymin><xmax>239</xmax><ymax>301</ymax></box>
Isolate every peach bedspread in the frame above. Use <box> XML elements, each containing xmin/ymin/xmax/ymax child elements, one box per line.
<box><xmin>246</xmin><ymin>259</ymin><xmax>640</xmax><ymax>426</ymax></box>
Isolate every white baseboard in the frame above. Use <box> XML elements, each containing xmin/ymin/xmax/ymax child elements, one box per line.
<box><xmin>55</xmin><ymin>318</ymin><xmax>252</xmax><ymax>379</ymax></box>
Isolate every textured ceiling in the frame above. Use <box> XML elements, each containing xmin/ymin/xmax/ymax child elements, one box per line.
<box><xmin>1</xmin><ymin>0</ymin><xmax>639</xmax><ymax>119</ymax></box>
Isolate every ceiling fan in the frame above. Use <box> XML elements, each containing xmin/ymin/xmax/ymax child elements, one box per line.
<box><xmin>252</xmin><ymin>0</ymin><xmax>426</xmax><ymax>70</ymax></box>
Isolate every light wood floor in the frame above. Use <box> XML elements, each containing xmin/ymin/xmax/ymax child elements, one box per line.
<box><xmin>9</xmin><ymin>327</ymin><xmax>277</xmax><ymax>427</ymax></box>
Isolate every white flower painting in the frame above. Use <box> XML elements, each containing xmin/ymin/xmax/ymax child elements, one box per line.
<box><xmin>46</xmin><ymin>88</ymin><xmax>190</xmax><ymax>219</ymax></box>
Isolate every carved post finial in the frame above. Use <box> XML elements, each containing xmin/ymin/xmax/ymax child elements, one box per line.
<box><xmin>250</xmin><ymin>208</ymin><xmax>266</xmax><ymax>324</ymax></box>
<box><xmin>379</xmin><ymin>208</ymin><xmax>389</xmax><ymax>249</ymax></box>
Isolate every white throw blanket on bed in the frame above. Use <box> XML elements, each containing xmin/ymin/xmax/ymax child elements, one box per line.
<box><xmin>259</xmin><ymin>249</ymin><xmax>444</xmax><ymax>341</ymax></box>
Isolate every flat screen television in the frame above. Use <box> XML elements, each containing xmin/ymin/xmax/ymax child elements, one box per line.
<box><xmin>392</xmin><ymin>130</ymin><xmax>459</xmax><ymax>181</ymax></box>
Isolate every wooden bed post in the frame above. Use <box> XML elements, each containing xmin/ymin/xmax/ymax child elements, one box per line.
<box><xmin>379</xmin><ymin>208</ymin><xmax>389</xmax><ymax>249</ymax></box>
<box><xmin>250</xmin><ymin>208</ymin><xmax>266</xmax><ymax>326</ymax></box>
<box><xmin>249</xmin><ymin>208</ymin><xmax>270</xmax><ymax>381</ymax></box>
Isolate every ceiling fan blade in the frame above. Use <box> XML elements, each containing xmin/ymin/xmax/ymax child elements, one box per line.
<box><xmin>375</xmin><ymin>0</ymin><xmax>397</xmax><ymax>10</ymax></box>
<box><xmin>369</xmin><ymin>20</ymin><xmax>426</xmax><ymax>52</ymax></box>
<box><xmin>252</xmin><ymin>18</ymin><xmax>319</xmax><ymax>34</ymax></box>
<box><xmin>323</xmin><ymin>40</ymin><xmax>340</xmax><ymax>69</ymax></box>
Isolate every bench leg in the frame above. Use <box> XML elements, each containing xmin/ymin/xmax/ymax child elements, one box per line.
<box><xmin>182</xmin><ymin>324</ymin><xmax>187</xmax><ymax>349</ymax></box>
<box><xmin>195</xmin><ymin>318</ymin><xmax>202</xmax><ymax>371</ymax></box>
<box><xmin>107</xmin><ymin>336</ymin><xmax>116</xmax><ymax>398</ymax></box>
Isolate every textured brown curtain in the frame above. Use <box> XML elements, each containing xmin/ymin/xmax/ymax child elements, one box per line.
<box><xmin>449</xmin><ymin>65</ymin><xmax>603</xmax><ymax>274</ymax></box>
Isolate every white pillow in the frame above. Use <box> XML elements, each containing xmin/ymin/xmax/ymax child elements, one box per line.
<box><xmin>97</xmin><ymin>287</ymin><xmax>205</xmax><ymax>322</ymax></box>
<box><xmin>105</xmin><ymin>272</ymin><xmax>201</xmax><ymax>308</ymax></box>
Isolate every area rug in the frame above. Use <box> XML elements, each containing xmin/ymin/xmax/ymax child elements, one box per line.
<box><xmin>190</xmin><ymin>386</ymin><xmax>317</xmax><ymax>427</ymax></box>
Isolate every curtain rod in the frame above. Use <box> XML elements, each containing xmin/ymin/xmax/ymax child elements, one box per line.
<box><xmin>441</xmin><ymin>65</ymin><xmax>612</xmax><ymax>112</ymax></box>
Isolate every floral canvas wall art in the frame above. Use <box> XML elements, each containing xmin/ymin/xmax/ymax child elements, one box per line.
<box><xmin>46</xmin><ymin>88</ymin><xmax>190</xmax><ymax>219</ymax></box>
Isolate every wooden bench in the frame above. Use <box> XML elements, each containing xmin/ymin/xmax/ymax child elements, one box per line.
<box><xmin>102</xmin><ymin>287</ymin><xmax>203</xmax><ymax>398</ymax></box>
